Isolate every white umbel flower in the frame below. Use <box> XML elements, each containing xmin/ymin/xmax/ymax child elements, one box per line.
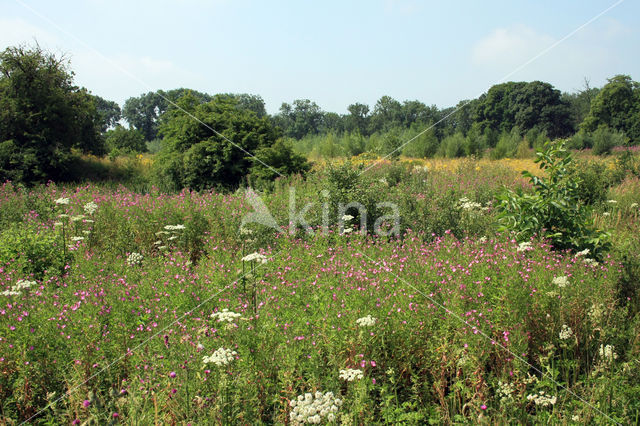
<box><xmin>356</xmin><ymin>315</ymin><xmax>377</xmax><ymax>327</ymax></box>
<box><xmin>289</xmin><ymin>391</ymin><xmax>341</xmax><ymax>425</ymax></box>
<box><xmin>210</xmin><ymin>308</ymin><xmax>241</xmax><ymax>323</ymax></box>
<box><xmin>54</xmin><ymin>197</ymin><xmax>70</xmax><ymax>205</ymax></box>
<box><xmin>339</xmin><ymin>368</ymin><xmax>363</xmax><ymax>382</ymax></box>
<box><xmin>526</xmin><ymin>391</ymin><xmax>557</xmax><ymax>407</ymax></box>
<box><xmin>552</xmin><ymin>276</ymin><xmax>569</xmax><ymax>288</ymax></box>
<box><xmin>83</xmin><ymin>202</ymin><xmax>98</xmax><ymax>215</ymax></box>
<box><xmin>517</xmin><ymin>241</ymin><xmax>533</xmax><ymax>252</ymax></box>
<box><xmin>559</xmin><ymin>324</ymin><xmax>573</xmax><ymax>340</ymax></box>
<box><xmin>599</xmin><ymin>344</ymin><xmax>618</xmax><ymax>361</ymax></box>
<box><xmin>203</xmin><ymin>347</ymin><xmax>237</xmax><ymax>367</ymax></box>
<box><xmin>164</xmin><ymin>224</ymin><xmax>186</xmax><ymax>231</ymax></box>
<box><xmin>127</xmin><ymin>252</ymin><xmax>143</xmax><ymax>266</ymax></box>
<box><xmin>242</xmin><ymin>252</ymin><xmax>267</xmax><ymax>264</ymax></box>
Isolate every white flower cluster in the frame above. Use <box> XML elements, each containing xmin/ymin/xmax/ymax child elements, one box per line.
<box><xmin>202</xmin><ymin>347</ymin><xmax>237</xmax><ymax>367</ymax></box>
<box><xmin>583</xmin><ymin>258</ymin><xmax>599</xmax><ymax>266</ymax></box>
<box><xmin>552</xmin><ymin>276</ymin><xmax>569</xmax><ymax>288</ymax></box>
<box><xmin>210</xmin><ymin>308</ymin><xmax>241</xmax><ymax>323</ymax></box>
<box><xmin>526</xmin><ymin>391</ymin><xmax>557</xmax><ymax>407</ymax></box>
<box><xmin>458</xmin><ymin>197</ymin><xmax>482</xmax><ymax>211</ymax></box>
<box><xmin>83</xmin><ymin>202</ymin><xmax>98</xmax><ymax>215</ymax></box>
<box><xmin>517</xmin><ymin>241</ymin><xmax>533</xmax><ymax>252</ymax></box>
<box><xmin>356</xmin><ymin>315</ymin><xmax>377</xmax><ymax>327</ymax></box>
<box><xmin>496</xmin><ymin>380</ymin><xmax>515</xmax><ymax>402</ymax></box>
<box><xmin>289</xmin><ymin>391</ymin><xmax>342</xmax><ymax>424</ymax></box>
<box><xmin>413</xmin><ymin>165</ymin><xmax>428</xmax><ymax>173</ymax></box>
<box><xmin>342</xmin><ymin>214</ymin><xmax>354</xmax><ymax>222</ymax></box>
<box><xmin>54</xmin><ymin>197</ymin><xmax>70</xmax><ymax>205</ymax></box>
<box><xmin>127</xmin><ymin>252</ymin><xmax>143</xmax><ymax>266</ymax></box>
<box><xmin>339</xmin><ymin>368</ymin><xmax>363</xmax><ymax>382</ymax></box>
<box><xmin>239</xmin><ymin>227</ymin><xmax>253</xmax><ymax>235</ymax></box>
<box><xmin>1</xmin><ymin>279</ymin><xmax>36</xmax><ymax>297</ymax></box>
<box><xmin>575</xmin><ymin>248</ymin><xmax>590</xmax><ymax>257</ymax></box>
<box><xmin>242</xmin><ymin>252</ymin><xmax>267</xmax><ymax>264</ymax></box>
<box><xmin>164</xmin><ymin>224</ymin><xmax>186</xmax><ymax>231</ymax></box>
<box><xmin>588</xmin><ymin>303</ymin><xmax>604</xmax><ymax>323</ymax></box>
<box><xmin>559</xmin><ymin>324</ymin><xmax>573</xmax><ymax>340</ymax></box>
<box><xmin>71</xmin><ymin>215</ymin><xmax>85</xmax><ymax>222</ymax></box>
<box><xmin>607</xmin><ymin>199</ymin><xmax>617</xmax><ymax>204</ymax></box>
<box><xmin>599</xmin><ymin>344</ymin><xmax>618</xmax><ymax>361</ymax></box>
<box><xmin>631</xmin><ymin>202</ymin><xmax>638</xmax><ymax>209</ymax></box>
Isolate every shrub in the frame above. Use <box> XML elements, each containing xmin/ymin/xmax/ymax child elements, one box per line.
<box><xmin>592</xmin><ymin>126</ymin><xmax>629</xmax><ymax>155</ymax></box>
<box><xmin>104</xmin><ymin>126</ymin><xmax>147</xmax><ymax>153</ymax></box>
<box><xmin>569</xmin><ymin>160</ymin><xmax>612</xmax><ymax>205</ymax></box>
<box><xmin>497</xmin><ymin>140</ymin><xmax>610</xmax><ymax>256</ymax></box>
<box><xmin>442</xmin><ymin>133</ymin><xmax>465</xmax><ymax>158</ymax></box>
<box><xmin>248</xmin><ymin>139</ymin><xmax>311</xmax><ymax>191</ymax></box>
<box><xmin>490</xmin><ymin>128</ymin><xmax>521</xmax><ymax>159</ymax></box>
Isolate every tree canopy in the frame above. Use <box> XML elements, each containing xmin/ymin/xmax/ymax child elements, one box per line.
<box><xmin>0</xmin><ymin>45</ymin><xmax>102</xmax><ymax>184</ymax></box>
<box><xmin>581</xmin><ymin>75</ymin><xmax>640</xmax><ymax>142</ymax></box>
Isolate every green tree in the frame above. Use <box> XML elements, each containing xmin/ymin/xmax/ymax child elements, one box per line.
<box><xmin>474</xmin><ymin>81</ymin><xmax>572</xmax><ymax>138</ymax></box>
<box><xmin>0</xmin><ymin>45</ymin><xmax>102</xmax><ymax>184</ymax></box>
<box><xmin>155</xmin><ymin>93</ymin><xmax>280</xmax><ymax>190</ymax></box>
<box><xmin>346</xmin><ymin>102</ymin><xmax>370</xmax><ymax>135</ymax></box>
<box><xmin>92</xmin><ymin>94</ymin><xmax>121</xmax><ymax>132</ymax></box>
<box><xmin>562</xmin><ymin>78</ymin><xmax>599</xmax><ymax>132</ymax></box>
<box><xmin>123</xmin><ymin>88</ymin><xmax>213</xmax><ymax>141</ymax></box>
<box><xmin>104</xmin><ymin>125</ymin><xmax>146</xmax><ymax>154</ymax></box>
<box><xmin>274</xmin><ymin>99</ymin><xmax>324</xmax><ymax>139</ymax></box>
<box><xmin>248</xmin><ymin>139</ymin><xmax>310</xmax><ymax>190</ymax></box>
<box><xmin>369</xmin><ymin>95</ymin><xmax>402</xmax><ymax>133</ymax></box>
<box><xmin>581</xmin><ymin>75</ymin><xmax>640</xmax><ymax>142</ymax></box>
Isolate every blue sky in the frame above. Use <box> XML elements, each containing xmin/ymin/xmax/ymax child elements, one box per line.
<box><xmin>2</xmin><ymin>0</ymin><xmax>638</xmax><ymax>114</ymax></box>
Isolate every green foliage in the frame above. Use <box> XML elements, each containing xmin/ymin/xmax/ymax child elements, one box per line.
<box><xmin>475</xmin><ymin>81</ymin><xmax>572</xmax><ymax>138</ymax></box>
<box><xmin>324</xmin><ymin>162</ymin><xmax>385</xmax><ymax>232</ymax></box>
<box><xmin>0</xmin><ymin>45</ymin><xmax>103</xmax><ymax>184</ymax></box>
<box><xmin>569</xmin><ymin>160</ymin><xmax>612</xmax><ymax>205</ymax></box>
<box><xmin>497</xmin><ymin>140</ymin><xmax>610</xmax><ymax>256</ymax></box>
<box><xmin>104</xmin><ymin>125</ymin><xmax>147</xmax><ymax>154</ymax></box>
<box><xmin>442</xmin><ymin>132</ymin><xmax>465</xmax><ymax>158</ymax></box>
<box><xmin>248</xmin><ymin>139</ymin><xmax>311</xmax><ymax>191</ymax></box>
<box><xmin>567</xmin><ymin>130</ymin><xmax>593</xmax><ymax>150</ymax></box>
<box><xmin>581</xmin><ymin>75</ymin><xmax>640</xmax><ymax>142</ymax></box>
<box><xmin>0</xmin><ymin>222</ymin><xmax>70</xmax><ymax>278</ymax></box>
<box><xmin>154</xmin><ymin>94</ymin><xmax>280</xmax><ymax>191</ymax></box>
<box><xmin>490</xmin><ymin>128</ymin><xmax>521</xmax><ymax>159</ymax></box>
<box><xmin>592</xmin><ymin>126</ymin><xmax>629</xmax><ymax>155</ymax></box>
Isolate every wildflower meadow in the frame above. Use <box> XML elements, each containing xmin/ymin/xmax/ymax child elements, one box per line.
<box><xmin>1</xmin><ymin>151</ymin><xmax>640</xmax><ymax>424</ymax></box>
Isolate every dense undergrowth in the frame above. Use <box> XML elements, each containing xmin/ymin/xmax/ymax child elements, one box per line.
<box><xmin>1</xmin><ymin>148</ymin><xmax>640</xmax><ymax>424</ymax></box>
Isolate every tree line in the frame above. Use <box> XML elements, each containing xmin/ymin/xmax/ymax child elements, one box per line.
<box><xmin>1</xmin><ymin>44</ymin><xmax>639</xmax><ymax>188</ymax></box>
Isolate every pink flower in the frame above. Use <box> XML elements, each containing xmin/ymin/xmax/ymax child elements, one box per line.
<box><xmin>169</xmin><ymin>371</ymin><xmax>176</xmax><ymax>378</ymax></box>
<box><xmin>83</xmin><ymin>400</ymin><xmax>91</xmax><ymax>408</ymax></box>
<box><xmin>480</xmin><ymin>404</ymin><xmax>487</xmax><ymax>410</ymax></box>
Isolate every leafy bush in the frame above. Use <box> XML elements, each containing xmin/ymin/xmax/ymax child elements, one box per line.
<box><xmin>324</xmin><ymin>162</ymin><xmax>386</xmax><ymax>232</ymax></box>
<box><xmin>592</xmin><ymin>126</ymin><xmax>629</xmax><ymax>155</ymax></box>
<box><xmin>569</xmin><ymin>160</ymin><xmax>612</xmax><ymax>205</ymax></box>
<box><xmin>248</xmin><ymin>139</ymin><xmax>311</xmax><ymax>191</ymax></box>
<box><xmin>490</xmin><ymin>128</ymin><xmax>521</xmax><ymax>159</ymax></box>
<box><xmin>497</xmin><ymin>141</ymin><xmax>610</xmax><ymax>256</ymax></box>
<box><xmin>567</xmin><ymin>131</ymin><xmax>593</xmax><ymax>150</ymax></box>
<box><xmin>104</xmin><ymin>125</ymin><xmax>147</xmax><ymax>154</ymax></box>
<box><xmin>442</xmin><ymin>133</ymin><xmax>465</xmax><ymax>158</ymax></box>
<box><xmin>153</xmin><ymin>93</ymin><xmax>280</xmax><ymax>191</ymax></box>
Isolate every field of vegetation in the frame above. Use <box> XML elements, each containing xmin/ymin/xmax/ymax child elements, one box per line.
<box><xmin>2</xmin><ymin>43</ymin><xmax>640</xmax><ymax>424</ymax></box>
<box><xmin>1</xmin><ymin>147</ymin><xmax>640</xmax><ymax>424</ymax></box>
